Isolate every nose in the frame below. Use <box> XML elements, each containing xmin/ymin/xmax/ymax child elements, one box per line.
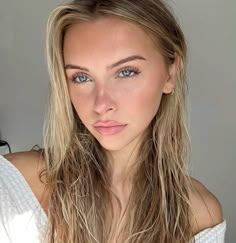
<box><xmin>93</xmin><ymin>84</ymin><xmax>117</xmax><ymax>115</ymax></box>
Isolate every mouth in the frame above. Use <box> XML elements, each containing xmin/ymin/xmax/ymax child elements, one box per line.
<box><xmin>93</xmin><ymin>120</ymin><xmax>126</xmax><ymax>127</ymax></box>
<box><xmin>93</xmin><ymin>120</ymin><xmax>127</xmax><ymax>135</ymax></box>
<box><xmin>94</xmin><ymin>124</ymin><xmax>127</xmax><ymax>135</ymax></box>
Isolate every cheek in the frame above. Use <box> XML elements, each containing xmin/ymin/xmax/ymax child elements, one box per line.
<box><xmin>124</xmin><ymin>81</ymin><xmax>164</xmax><ymax>118</ymax></box>
<box><xmin>68</xmin><ymin>85</ymin><xmax>91</xmax><ymax>119</ymax></box>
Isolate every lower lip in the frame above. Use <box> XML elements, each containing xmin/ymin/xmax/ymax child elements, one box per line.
<box><xmin>94</xmin><ymin>125</ymin><xmax>127</xmax><ymax>135</ymax></box>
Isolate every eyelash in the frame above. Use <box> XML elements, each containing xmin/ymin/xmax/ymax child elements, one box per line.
<box><xmin>71</xmin><ymin>72</ymin><xmax>91</xmax><ymax>84</ymax></box>
<box><xmin>69</xmin><ymin>66</ymin><xmax>141</xmax><ymax>84</ymax></box>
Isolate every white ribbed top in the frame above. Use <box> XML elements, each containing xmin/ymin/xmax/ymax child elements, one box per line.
<box><xmin>0</xmin><ymin>155</ymin><xmax>47</xmax><ymax>243</ymax></box>
<box><xmin>194</xmin><ymin>219</ymin><xmax>226</xmax><ymax>242</ymax></box>
<box><xmin>0</xmin><ymin>155</ymin><xmax>226</xmax><ymax>242</ymax></box>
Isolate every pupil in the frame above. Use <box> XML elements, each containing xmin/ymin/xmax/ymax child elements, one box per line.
<box><xmin>80</xmin><ymin>75</ymin><xmax>86</xmax><ymax>82</ymax></box>
<box><xmin>123</xmin><ymin>70</ymin><xmax>130</xmax><ymax>76</ymax></box>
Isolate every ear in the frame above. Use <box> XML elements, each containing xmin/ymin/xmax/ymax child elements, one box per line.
<box><xmin>162</xmin><ymin>54</ymin><xmax>180</xmax><ymax>94</ymax></box>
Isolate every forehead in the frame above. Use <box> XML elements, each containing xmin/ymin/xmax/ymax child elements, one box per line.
<box><xmin>63</xmin><ymin>17</ymin><xmax>161</xmax><ymax>61</ymax></box>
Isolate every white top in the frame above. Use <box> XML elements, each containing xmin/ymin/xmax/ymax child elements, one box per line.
<box><xmin>0</xmin><ymin>155</ymin><xmax>226</xmax><ymax>243</ymax></box>
<box><xmin>194</xmin><ymin>219</ymin><xmax>226</xmax><ymax>243</ymax></box>
<box><xmin>0</xmin><ymin>155</ymin><xmax>48</xmax><ymax>243</ymax></box>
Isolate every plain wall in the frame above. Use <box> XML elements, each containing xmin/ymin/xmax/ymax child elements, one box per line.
<box><xmin>171</xmin><ymin>2</ymin><xmax>235</xmax><ymax>242</ymax></box>
<box><xmin>0</xmin><ymin>0</ymin><xmax>235</xmax><ymax>242</ymax></box>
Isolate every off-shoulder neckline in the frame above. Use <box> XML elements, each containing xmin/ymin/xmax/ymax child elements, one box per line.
<box><xmin>0</xmin><ymin>154</ymin><xmax>48</xmax><ymax>221</ymax></box>
<box><xmin>0</xmin><ymin>155</ymin><xmax>226</xmax><ymax>238</ymax></box>
<box><xmin>193</xmin><ymin>219</ymin><xmax>226</xmax><ymax>238</ymax></box>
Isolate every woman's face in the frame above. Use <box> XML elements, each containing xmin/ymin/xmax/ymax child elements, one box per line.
<box><xmin>64</xmin><ymin>17</ymin><xmax>177</xmax><ymax>152</ymax></box>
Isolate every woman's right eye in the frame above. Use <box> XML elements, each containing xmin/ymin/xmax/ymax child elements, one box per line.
<box><xmin>71</xmin><ymin>73</ymin><xmax>92</xmax><ymax>84</ymax></box>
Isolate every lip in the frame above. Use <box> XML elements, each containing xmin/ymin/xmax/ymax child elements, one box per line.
<box><xmin>94</xmin><ymin>125</ymin><xmax>127</xmax><ymax>135</ymax></box>
<box><xmin>93</xmin><ymin>120</ymin><xmax>127</xmax><ymax>135</ymax></box>
<box><xmin>93</xmin><ymin>120</ymin><xmax>126</xmax><ymax>127</ymax></box>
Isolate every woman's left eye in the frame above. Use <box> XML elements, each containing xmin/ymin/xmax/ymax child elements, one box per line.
<box><xmin>117</xmin><ymin>67</ymin><xmax>140</xmax><ymax>78</ymax></box>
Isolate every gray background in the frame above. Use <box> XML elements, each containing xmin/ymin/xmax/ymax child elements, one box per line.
<box><xmin>0</xmin><ymin>0</ymin><xmax>235</xmax><ymax>242</ymax></box>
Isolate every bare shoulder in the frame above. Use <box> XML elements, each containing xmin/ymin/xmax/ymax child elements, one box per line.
<box><xmin>3</xmin><ymin>150</ymin><xmax>48</xmax><ymax>212</ymax></box>
<box><xmin>189</xmin><ymin>177</ymin><xmax>224</xmax><ymax>235</ymax></box>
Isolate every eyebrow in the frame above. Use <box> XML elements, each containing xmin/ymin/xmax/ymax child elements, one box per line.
<box><xmin>64</xmin><ymin>55</ymin><xmax>146</xmax><ymax>71</ymax></box>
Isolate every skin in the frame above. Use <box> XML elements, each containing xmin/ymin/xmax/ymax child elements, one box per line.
<box><xmin>2</xmin><ymin>16</ymin><xmax>223</xmax><ymax>240</ymax></box>
<box><xmin>63</xmin><ymin>17</ymin><xmax>178</xmax><ymax>193</ymax></box>
<box><xmin>4</xmin><ymin>151</ymin><xmax>223</xmax><ymax>237</ymax></box>
<box><xmin>63</xmin><ymin>19</ymin><xmax>223</xmax><ymax>239</ymax></box>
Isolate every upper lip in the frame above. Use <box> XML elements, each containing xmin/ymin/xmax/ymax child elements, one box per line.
<box><xmin>93</xmin><ymin>120</ymin><xmax>127</xmax><ymax>127</ymax></box>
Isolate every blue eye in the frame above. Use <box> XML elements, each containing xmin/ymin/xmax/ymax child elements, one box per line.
<box><xmin>71</xmin><ymin>73</ymin><xmax>92</xmax><ymax>84</ymax></box>
<box><xmin>118</xmin><ymin>67</ymin><xmax>140</xmax><ymax>78</ymax></box>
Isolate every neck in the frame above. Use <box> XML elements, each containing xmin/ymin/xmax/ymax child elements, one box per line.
<box><xmin>106</xmin><ymin>141</ymin><xmax>140</xmax><ymax>193</ymax></box>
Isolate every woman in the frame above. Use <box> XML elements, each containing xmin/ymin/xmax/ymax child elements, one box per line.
<box><xmin>0</xmin><ymin>0</ymin><xmax>226</xmax><ymax>242</ymax></box>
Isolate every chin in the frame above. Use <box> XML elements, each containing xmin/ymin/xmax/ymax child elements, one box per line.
<box><xmin>96</xmin><ymin>139</ymin><xmax>125</xmax><ymax>152</ymax></box>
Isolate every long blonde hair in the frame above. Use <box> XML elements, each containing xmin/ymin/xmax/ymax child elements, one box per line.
<box><xmin>44</xmin><ymin>0</ymin><xmax>195</xmax><ymax>242</ymax></box>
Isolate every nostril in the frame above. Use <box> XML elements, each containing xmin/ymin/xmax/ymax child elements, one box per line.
<box><xmin>93</xmin><ymin>91</ymin><xmax>116</xmax><ymax>115</ymax></box>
